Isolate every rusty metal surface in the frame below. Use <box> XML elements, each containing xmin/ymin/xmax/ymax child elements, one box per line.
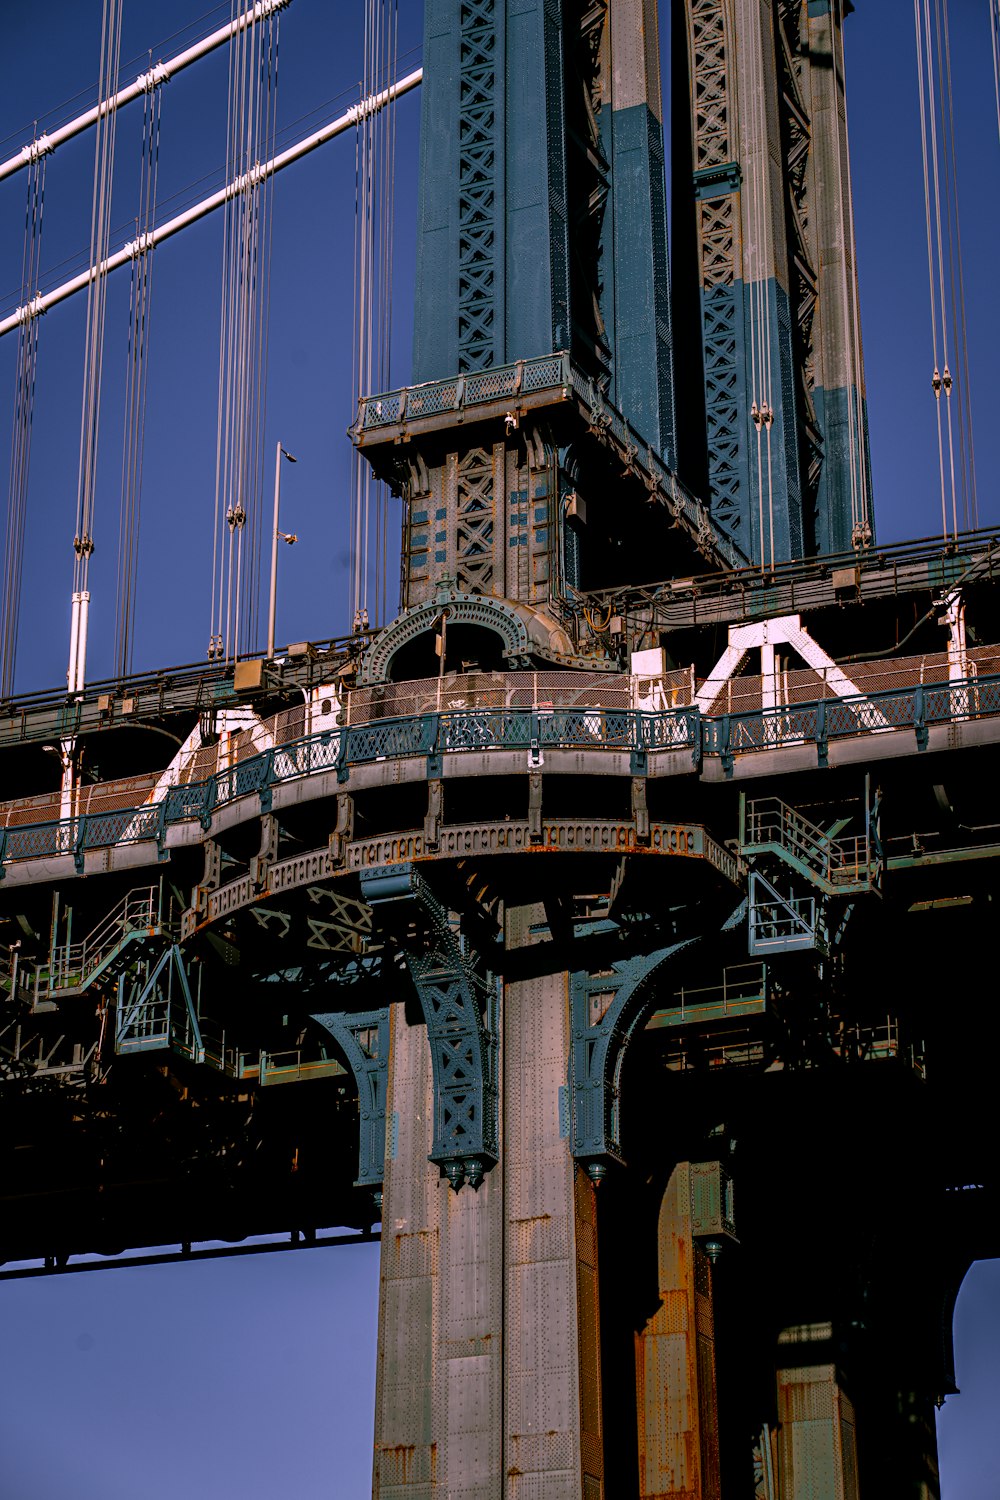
<box><xmin>776</xmin><ymin>1326</ymin><xmax>860</xmax><ymax>1500</ymax></box>
<box><xmin>192</xmin><ymin>821</ymin><xmax>741</xmax><ymax>932</ymax></box>
<box><xmin>1</xmin><ymin>641</ymin><xmax>986</xmax><ymax>828</ymax></box>
<box><xmin>373</xmin><ymin>910</ymin><xmax>612</xmax><ymax>1497</ymax></box>
<box><xmin>373</xmin><ymin>1004</ymin><xmax>441</xmax><ymax>1498</ymax></box>
<box><xmin>635</xmin><ymin>1163</ymin><xmax>721</xmax><ymax>1500</ymax></box>
<box><xmin>345</xmin><ymin>821</ymin><xmax>740</xmax><ymax>882</ymax></box>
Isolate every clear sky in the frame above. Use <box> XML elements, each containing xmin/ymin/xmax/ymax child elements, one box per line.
<box><xmin>0</xmin><ymin>2</ymin><xmax>998</xmax><ymax>1496</ymax></box>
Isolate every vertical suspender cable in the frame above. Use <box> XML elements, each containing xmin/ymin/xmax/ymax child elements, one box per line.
<box><xmin>351</xmin><ymin>15</ymin><xmax>363</xmax><ymax>630</ymax></box>
<box><xmin>833</xmin><ymin>0</ymin><xmax>869</xmax><ymax>548</ymax></box>
<box><xmin>351</xmin><ymin>0</ymin><xmax>398</xmax><ymax>632</ymax></box>
<box><xmin>373</xmin><ymin>0</ymin><xmax>397</xmax><ymax>625</ymax></box>
<box><xmin>1</xmin><ymin>152</ymin><xmax>46</xmax><ymax>699</ymax></box>
<box><xmin>364</xmin><ymin>0</ymin><xmax>378</xmax><ymax>622</ymax></box>
<box><xmin>69</xmin><ymin>0</ymin><xmax>125</xmax><ymax>693</ymax></box>
<box><xmin>913</xmin><ymin>0</ymin><xmax>950</xmax><ymax>540</ymax></box>
<box><xmin>914</xmin><ymin>0</ymin><xmax>977</xmax><ymax>541</ymax></box>
<box><xmin>361</xmin><ymin>0</ymin><xmax>375</xmax><ymax>619</ymax></box>
<box><xmin>227</xmin><ymin>4</ymin><xmax>253</xmax><ymax>656</ymax></box>
<box><xmin>382</xmin><ymin>2</ymin><xmax>400</xmax><ymax>622</ymax></box>
<box><xmin>937</xmin><ymin>0</ymin><xmax>977</xmax><ymax>529</ymax></box>
<box><xmin>352</xmin><ymin>0</ymin><xmax>374</xmax><ymax>631</ymax></box>
<box><xmin>210</xmin><ymin>2</ymin><xmax>248</xmax><ymax>658</ymax></box>
<box><xmin>208</xmin><ymin>0</ymin><xmax>280</xmax><ymax>660</ymax></box>
<box><xmin>248</xmin><ymin>17</ymin><xmax>279</xmax><ymax>646</ymax></box>
<box><xmin>741</xmin><ymin>0</ymin><xmax>769</xmax><ymax>570</ymax></box>
<box><xmin>924</xmin><ymin>0</ymin><xmax>959</xmax><ymax>540</ymax></box>
<box><xmin>115</xmin><ymin>73</ymin><xmax>162</xmax><ymax>678</ymax></box>
<box><xmin>756</xmin><ymin>0</ymin><xmax>775</xmax><ymax>572</ymax></box>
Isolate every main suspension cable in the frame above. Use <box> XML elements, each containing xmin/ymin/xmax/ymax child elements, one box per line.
<box><xmin>0</xmin><ymin>0</ymin><xmax>293</xmax><ymax>184</ymax></box>
<box><xmin>0</xmin><ymin>68</ymin><xmax>423</xmax><ymax>341</ymax></box>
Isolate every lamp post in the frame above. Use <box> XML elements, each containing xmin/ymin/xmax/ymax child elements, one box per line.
<box><xmin>267</xmin><ymin>441</ymin><xmax>298</xmax><ymax>659</ymax></box>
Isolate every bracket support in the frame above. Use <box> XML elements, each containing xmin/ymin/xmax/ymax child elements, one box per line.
<box><xmin>312</xmin><ymin>1008</ymin><xmax>390</xmax><ymax>1198</ymax></box>
<box><xmin>360</xmin><ymin>863</ymin><xmax>498</xmax><ymax>1190</ymax></box>
<box><xmin>569</xmin><ymin>938</ymin><xmax>698</xmax><ymax>1181</ymax></box>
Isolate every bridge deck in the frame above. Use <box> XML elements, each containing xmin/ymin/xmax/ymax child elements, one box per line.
<box><xmin>0</xmin><ymin>650</ymin><xmax>997</xmax><ymax>889</ymax></box>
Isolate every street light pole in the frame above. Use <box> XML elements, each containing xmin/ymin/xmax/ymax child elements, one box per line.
<box><xmin>267</xmin><ymin>441</ymin><xmax>298</xmax><ymax>659</ymax></box>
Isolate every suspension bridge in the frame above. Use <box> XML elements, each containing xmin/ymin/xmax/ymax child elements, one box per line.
<box><xmin>2</xmin><ymin>1</ymin><xmax>1000</xmax><ymax>1496</ymax></box>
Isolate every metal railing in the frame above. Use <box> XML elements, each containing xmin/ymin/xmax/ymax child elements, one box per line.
<box><xmin>356</xmin><ymin>352</ymin><xmax>572</xmax><ymax>431</ymax></box>
<box><xmin>36</xmin><ymin>885</ymin><xmax>163</xmax><ymax>998</ymax></box>
<box><xmin>744</xmin><ymin>798</ymin><xmax>868</xmax><ymax>888</ymax></box>
<box><xmin>356</xmin><ymin>351</ymin><xmax>749</xmax><ymax>569</ymax></box>
<box><xmin>1</xmin><ymin>670</ymin><xmax>998</xmax><ymax>872</ymax></box>
<box><xmin>647</xmin><ymin>964</ymin><xmax>768</xmax><ymax>1028</ymax></box>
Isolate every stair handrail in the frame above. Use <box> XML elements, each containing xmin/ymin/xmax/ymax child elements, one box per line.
<box><xmin>746</xmin><ymin>797</ymin><xmax>870</xmax><ymax>885</ymax></box>
<box><xmin>42</xmin><ymin>884</ymin><xmax>161</xmax><ymax>994</ymax></box>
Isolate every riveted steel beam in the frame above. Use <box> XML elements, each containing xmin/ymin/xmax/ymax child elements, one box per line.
<box><xmin>569</xmin><ymin>937</ymin><xmax>699</xmax><ymax>1178</ymax></box>
<box><xmin>360</xmin><ymin>863</ymin><xmax>498</xmax><ymax>1189</ymax></box>
<box><xmin>311</xmin><ymin>1008</ymin><xmax>389</xmax><ymax>1195</ymax></box>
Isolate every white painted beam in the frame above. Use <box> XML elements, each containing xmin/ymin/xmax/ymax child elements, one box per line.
<box><xmin>0</xmin><ymin>66</ymin><xmax>423</xmax><ymax>339</ymax></box>
<box><xmin>0</xmin><ymin>0</ymin><xmax>293</xmax><ymax>184</ymax></box>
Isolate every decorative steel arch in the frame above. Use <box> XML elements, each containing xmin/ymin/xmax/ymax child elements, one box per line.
<box><xmin>569</xmin><ymin>937</ymin><xmax>701</xmax><ymax>1180</ymax></box>
<box><xmin>358</xmin><ymin>589</ymin><xmax>531</xmax><ymax>683</ymax></box>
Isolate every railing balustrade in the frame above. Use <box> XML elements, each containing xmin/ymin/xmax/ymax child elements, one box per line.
<box><xmin>0</xmin><ymin>671</ymin><xmax>997</xmax><ymax>871</ymax></box>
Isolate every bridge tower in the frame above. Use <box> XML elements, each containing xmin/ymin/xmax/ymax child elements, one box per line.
<box><xmin>672</xmin><ymin>0</ymin><xmax>874</xmax><ymax>561</ymax></box>
<box><xmin>3</xmin><ymin>7</ymin><xmax>996</xmax><ymax>1500</ymax></box>
<box><xmin>351</xmin><ymin>5</ymin><xmax>910</xmax><ymax>1500</ymax></box>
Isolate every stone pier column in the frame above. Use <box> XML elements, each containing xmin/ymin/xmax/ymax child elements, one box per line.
<box><xmin>503</xmin><ymin>909</ymin><xmax>604</xmax><ymax>1495</ymax></box>
<box><xmin>372</xmin><ymin>902</ymin><xmax>605</xmax><ymax>1498</ymax></box>
<box><xmin>372</xmin><ymin>1002</ymin><xmax>503</xmax><ymax>1497</ymax></box>
<box><xmin>635</xmin><ymin>1162</ymin><xmax>722</xmax><ymax>1499</ymax></box>
<box><xmin>775</xmin><ymin>1324</ymin><xmax>859</xmax><ymax>1500</ymax></box>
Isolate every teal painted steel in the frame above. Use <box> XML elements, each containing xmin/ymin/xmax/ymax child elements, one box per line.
<box><xmin>504</xmin><ymin>0</ymin><xmax>568</xmax><ymax>364</ymax></box>
<box><xmin>115</xmin><ymin>944</ymin><xmax>202</xmax><ymax>1061</ymax></box>
<box><xmin>697</xmin><ymin>272</ymin><xmax>803</xmax><ymax>564</ymax></box>
<box><xmin>569</xmin><ymin>941</ymin><xmax>697</xmax><ymax>1169</ymax></box>
<box><xmin>5</xmin><ymin>669</ymin><xmax>1000</xmax><ymax>872</ymax></box>
<box><xmin>812</xmin><ymin>385</ymin><xmax>875</xmax><ymax>554</ymax></box>
<box><xmin>602</xmin><ymin>101</ymin><xmax>676</xmax><ymax>464</ymax></box>
<box><xmin>311</xmin><ymin>1008</ymin><xmax>389</xmax><ymax>1189</ymax></box>
<box><xmin>355</xmin><ymin>350</ymin><xmax>748</xmax><ymax>569</ymax></box>
<box><xmin>411</xmin><ymin>2</ymin><xmax>676</xmax><ymax>465</ymax></box>
<box><xmin>360</xmin><ymin>862</ymin><xmax>499</xmax><ymax>1187</ymax></box>
<box><xmin>411</xmin><ymin>0</ymin><xmax>463</xmax><ymax>380</ymax></box>
<box><xmin>676</xmin><ymin>0</ymin><xmax>873</xmax><ymax>564</ymax></box>
<box><xmin>747</xmin><ymin>870</ymin><xmax>824</xmax><ymax>955</ymax></box>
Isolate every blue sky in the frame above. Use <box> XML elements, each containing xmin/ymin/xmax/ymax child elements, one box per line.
<box><xmin>0</xmin><ymin>3</ymin><xmax>998</xmax><ymax>1496</ymax></box>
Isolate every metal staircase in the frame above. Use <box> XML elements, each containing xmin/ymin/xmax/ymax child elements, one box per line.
<box><xmin>33</xmin><ymin>884</ymin><xmax>170</xmax><ymax>1002</ymax></box>
<box><xmin>115</xmin><ymin>944</ymin><xmax>202</xmax><ymax>1061</ymax></box>
<box><xmin>739</xmin><ymin>788</ymin><xmax>881</xmax><ymax>956</ymax></box>
<box><xmin>740</xmin><ymin>794</ymin><xmax>875</xmax><ymax>897</ymax></box>
<box><xmin>747</xmin><ymin>872</ymin><xmax>828</xmax><ymax>956</ymax></box>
